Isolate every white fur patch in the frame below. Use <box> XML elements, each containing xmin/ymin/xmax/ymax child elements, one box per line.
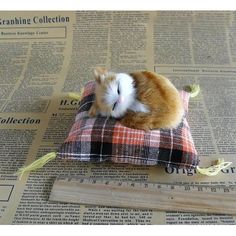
<box><xmin>129</xmin><ymin>100</ymin><xmax>150</xmax><ymax>113</ymax></box>
<box><xmin>102</xmin><ymin>72</ymin><xmax>150</xmax><ymax>118</ymax></box>
<box><xmin>104</xmin><ymin>73</ymin><xmax>136</xmax><ymax>118</ymax></box>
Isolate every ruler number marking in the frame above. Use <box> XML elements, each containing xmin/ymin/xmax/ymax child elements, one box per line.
<box><xmin>185</xmin><ymin>186</ymin><xmax>190</xmax><ymax>191</ymax></box>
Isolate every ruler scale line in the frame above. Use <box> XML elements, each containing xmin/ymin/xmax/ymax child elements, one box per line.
<box><xmin>49</xmin><ymin>177</ymin><xmax>236</xmax><ymax>215</ymax></box>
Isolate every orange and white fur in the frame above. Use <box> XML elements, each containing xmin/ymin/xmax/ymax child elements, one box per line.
<box><xmin>88</xmin><ymin>67</ymin><xmax>184</xmax><ymax>130</ymax></box>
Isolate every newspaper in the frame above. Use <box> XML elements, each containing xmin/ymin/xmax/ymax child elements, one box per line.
<box><xmin>0</xmin><ymin>11</ymin><xmax>236</xmax><ymax>225</ymax></box>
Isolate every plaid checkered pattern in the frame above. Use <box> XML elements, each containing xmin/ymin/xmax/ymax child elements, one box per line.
<box><xmin>58</xmin><ymin>81</ymin><xmax>199</xmax><ymax>169</ymax></box>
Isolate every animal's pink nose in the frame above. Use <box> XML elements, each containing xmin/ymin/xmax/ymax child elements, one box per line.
<box><xmin>118</xmin><ymin>96</ymin><xmax>124</xmax><ymax>103</ymax></box>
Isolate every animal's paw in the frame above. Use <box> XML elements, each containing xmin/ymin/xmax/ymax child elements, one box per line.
<box><xmin>88</xmin><ymin>104</ymin><xmax>98</xmax><ymax>117</ymax></box>
<box><xmin>120</xmin><ymin>117</ymin><xmax>150</xmax><ymax>131</ymax></box>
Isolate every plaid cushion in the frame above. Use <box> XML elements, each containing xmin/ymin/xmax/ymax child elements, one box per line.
<box><xmin>57</xmin><ymin>81</ymin><xmax>199</xmax><ymax>169</ymax></box>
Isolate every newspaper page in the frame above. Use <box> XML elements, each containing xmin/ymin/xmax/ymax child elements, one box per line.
<box><xmin>0</xmin><ymin>11</ymin><xmax>236</xmax><ymax>225</ymax></box>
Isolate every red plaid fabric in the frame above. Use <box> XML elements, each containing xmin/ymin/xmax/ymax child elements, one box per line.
<box><xmin>58</xmin><ymin>81</ymin><xmax>199</xmax><ymax>169</ymax></box>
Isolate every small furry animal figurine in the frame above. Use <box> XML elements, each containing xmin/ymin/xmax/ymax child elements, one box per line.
<box><xmin>88</xmin><ymin>67</ymin><xmax>184</xmax><ymax>131</ymax></box>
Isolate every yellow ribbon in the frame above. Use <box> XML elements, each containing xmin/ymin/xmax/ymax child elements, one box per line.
<box><xmin>197</xmin><ymin>159</ymin><xmax>232</xmax><ymax>176</ymax></box>
<box><xmin>16</xmin><ymin>152</ymin><xmax>57</xmax><ymax>180</ymax></box>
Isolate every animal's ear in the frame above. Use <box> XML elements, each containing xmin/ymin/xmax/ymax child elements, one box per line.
<box><xmin>94</xmin><ymin>67</ymin><xmax>107</xmax><ymax>83</ymax></box>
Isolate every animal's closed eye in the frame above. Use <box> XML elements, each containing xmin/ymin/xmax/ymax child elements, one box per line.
<box><xmin>117</xmin><ymin>84</ymin><xmax>120</xmax><ymax>94</ymax></box>
<box><xmin>112</xmin><ymin>102</ymin><xmax>117</xmax><ymax>111</ymax></box>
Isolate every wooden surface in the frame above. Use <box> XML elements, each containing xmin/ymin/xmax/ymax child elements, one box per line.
<box><xmin>49</xmin><ymin>177</ymin><xmax>236</xmax><ymax>215</ymax></box>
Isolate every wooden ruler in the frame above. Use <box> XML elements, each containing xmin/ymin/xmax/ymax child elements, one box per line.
<box><xmin>49</xmin><ymin>176</ymin><xmax>236</xmax><ymax>215</ymax></box>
